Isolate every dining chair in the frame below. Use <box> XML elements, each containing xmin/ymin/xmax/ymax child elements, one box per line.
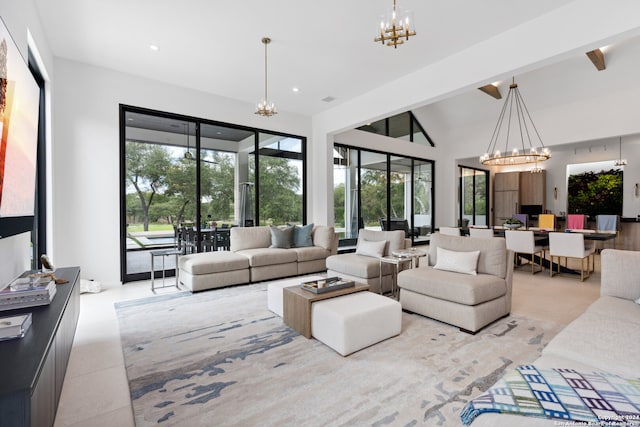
<box><xmin>469</xmin><ymin>228</ymin><xmax>495</xmax><ymax>238</ymax></box>
<box><xmin>596</xmin><ymin>214</ymin><xmax>619</xmax><ymax>250</ymax></box>
<box><xmin>566</xmin><ymin>214</ymin><xmax>586</xmax><ymax>230</ymax></box>
<box><xmin>537</xmin><ymin>214</ymin><xmax>555</xmax><ymax>231</ymax></box>
<box><xmin>505</xmin><ymin>230</ymin><xmax>546</xmax><ymax>274</ymax></box>
<box><xmin>438</xmin><ymin>227</ymin><xmax>461</xmax><ymax>236</ymax></box>
<box><xmin>513</xmin><ymin>214</ymin><xmax>528</xmax><ymax>229</ymax></box>
<box><xmin>548</xmin><ymin>232</ymin><xmax>595</xmax><ymax>281</ymax></box>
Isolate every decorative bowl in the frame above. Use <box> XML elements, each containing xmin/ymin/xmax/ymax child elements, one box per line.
<box><xmin>503</xmin><ymin>223</ymin><xmax>521</xmax><ymax>230</ymax></box>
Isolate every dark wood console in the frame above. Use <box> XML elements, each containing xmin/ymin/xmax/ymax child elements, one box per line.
<box><xmin>0</xmin><ymin>267</ymin><xmax>80</xmax><ymax>427</ymax></box>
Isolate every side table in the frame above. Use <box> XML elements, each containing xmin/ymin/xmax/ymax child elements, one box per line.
<box><xmin>150</xmin><ymin>248</ymin><xmax>182</xmax><ymax>292</ymax></box>
<box><xmin>391</xmin><ymin>248</ymin><xmax>428</xmax><ymax>268</ymax></box>
<box><xmin>283</xmin><ymin>282</ymin><xmax>369</xmax><ymax>338</ymax></box>
<box><xmin>379</xmin><ymin>256</ymin><xmax>413</xmax><ymax>299</ymax></box>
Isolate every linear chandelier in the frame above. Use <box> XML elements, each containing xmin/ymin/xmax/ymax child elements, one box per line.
<box><xmin>480</xmin><ymin>78</ymin><xmax>550</xmax><ymax>166</ymax></box>
<box><xmin>374</xmin><ymin>0</ymin><xmax>416</xmax><ymax>48</ymax></box>
<box><xmin>256</xmin><ymin>37</ymin><xmax>277</xmax><ymax>117</ymax></box>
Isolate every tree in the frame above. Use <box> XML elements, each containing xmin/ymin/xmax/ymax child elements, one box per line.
<box><xmin>125</xmin><ymin>142</ymin><xmax>172</xmax><ymax>231</ymax></box>
<box><xmin>258</xmin><ymin>156</ymin><xmax>301</xmax><ymax>224</ymax></box>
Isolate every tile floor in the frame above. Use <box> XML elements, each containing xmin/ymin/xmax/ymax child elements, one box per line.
<box><xmin>53</xmin><ymin>255</ymin><xmax>602</xmax><ymax>427</ymax></box>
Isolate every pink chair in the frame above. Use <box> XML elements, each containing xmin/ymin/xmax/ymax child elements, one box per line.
<box><xmin>567</xmin><ymin>214</ymin><xmax>586</xmax><ymax>230</ymax></box>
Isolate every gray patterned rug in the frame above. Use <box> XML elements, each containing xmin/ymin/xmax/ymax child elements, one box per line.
<box><xmin>115</xmin><ymin>280</ymin><xmax>562</xmax><ymax>426</ymax></box>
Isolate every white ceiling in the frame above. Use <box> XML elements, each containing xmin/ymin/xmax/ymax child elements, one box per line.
<box><xmin>33</xmin><ymin>0</ymin><xmax>575</xmax><ymax>116</ymax></box>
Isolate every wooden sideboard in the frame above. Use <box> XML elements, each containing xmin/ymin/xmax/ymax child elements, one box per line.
<box><xmin>0</xmin><ymin>267</ymin><xmax>80</xmax><ymax>427</ymax></box>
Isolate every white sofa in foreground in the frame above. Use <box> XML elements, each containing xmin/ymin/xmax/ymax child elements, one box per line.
<box><xmin>468</xmin><ymin>248</ymin><xmax>640</xmax><ymax>426</ymax></box>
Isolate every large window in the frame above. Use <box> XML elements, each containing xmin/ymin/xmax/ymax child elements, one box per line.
<box><xmin>460</xmin><ymin>167</ymin><xmax>488</xmax><ymax>227</ymax></box>
<box><xmin>120</xmin><ymin>106</ymin><xmax>306</xmax><ymax>282</ymax></box>
<box><xmin>333</xmin><ymin>144</ymin><xmax>434</xmax><ymax>246</ymax></box>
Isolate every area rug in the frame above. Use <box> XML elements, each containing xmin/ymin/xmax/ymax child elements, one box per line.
<box><xmin>115</xmin><ymin>280</ymin><xmax>563</xmax><ymax>426</ymax></box>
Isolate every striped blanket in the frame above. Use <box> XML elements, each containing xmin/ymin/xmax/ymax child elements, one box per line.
<box><xmin>460</xmin><ymin>365</ymin><xmax>640</xmax><ymax>425</ymax></box>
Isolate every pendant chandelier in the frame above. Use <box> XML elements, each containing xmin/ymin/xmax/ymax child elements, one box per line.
<box><xmin>374</xmin><ymin>0</ymin><xmax>416</xmax><ymax>48</ymax></box>
<box><xmin>256</xmin><ymin>37</ymin><xmax>277</xmax><ymax>117</ymax></box>
<box><xmin>614</xmin><ymin>136</ymin><xmax>627</xmax><ymax>166</ymax></box>
<box><xmin>480</xmin><ymin>78</ymin><xmax>550</xmax><ymax>166</ymax></box>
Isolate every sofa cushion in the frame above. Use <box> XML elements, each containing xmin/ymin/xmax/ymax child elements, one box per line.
<box><xmin>397</xmin><ymin>266</ymin><xmax>507</xmax><ymax>305</ymax></box>
<box><xmin>312</xmin><ymin>225</ymin><xmax>335</xmax><ymax>251</ymax></box>
<box><xmin>433</xmin><ymin>247</ymin><xmax>480</xmax><ymax>276</ymax></box>
<box><xmin>179</xmin><ymin>252</ymin><xmax>249</xmax><ymax>275</ymax></box>
<box><xmin>357</xmin><ymin>229</ymin><xmax>405</xmax><ymax>256</ymax></box>
<box><xmin>601</xmin><ymin>249</ymin><xmax>640</xmax><ymax>301</ymax></box>
<box><xmin>326</xmin><ymin>253</ymin><xmax>392</xmax><ymax>279</ymax></box>
<box><xmin>269</xmin><ymin>225</ymin><xmax>293</xmax><ymax>249</ymax></box>
<box><xmin>356</xmin><ymin>239</ymin><xmax>386</xmax><ymax>258</ymax></box>
<box><xmin>542</xmin><ymin>297</ymin><xmax>640</xmax><ymax>378</ymax></box>
<box><xmin>291</xmin><ymin>223</ymin><xmax>314</xmax><ymax>247</ymax></box>
<box><xmin>230</xmin><ymin>226</ymin><xmax>272</xmax><ymax>251</ymax></box>
<box><xmin>428</xmin><ymin>233</ymin><xmax>506</xmax><ymax>278</ymax></box>
<box><xmin>585</xmin><ymin>295</ymin><xmax>640</xmax><ymax>326</ymax></box>
<box><xmin>292</xmin><ymin>246</ymin><xmax>329</xmax><ymax>262</ymax></box>
<box><xmin>236</xmin><ymin>248</ymin><xmax>297</xmax><ymax>267</ymax></box>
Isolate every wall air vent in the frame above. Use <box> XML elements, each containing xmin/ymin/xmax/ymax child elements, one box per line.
<box><xmin>322</xmin><ymin>96</ymin><xmax>336</xmax><ymax>103</ymax></box>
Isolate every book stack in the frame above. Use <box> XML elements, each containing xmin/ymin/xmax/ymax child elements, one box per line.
<box><xmin>0</xmin><ymin>276</ymin><xmax>57</xmax><ymax>312</ymax></box>
<box><xmin>0</xmin><ymin>313</ymin><xmax>33</xmax><ymax>340</ymax></box>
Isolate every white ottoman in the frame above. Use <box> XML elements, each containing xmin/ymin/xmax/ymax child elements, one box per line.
<box><xmin>267</xmin><ymin>275</ymin><xmax>323</xmax><ymax>317</ymax></box>
<box><xmin>311</xmin><ymin>292</ymin><xmax>402</xmax><ymax>356</ymax></box>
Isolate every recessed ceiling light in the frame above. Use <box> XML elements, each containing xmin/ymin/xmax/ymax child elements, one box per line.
<box><xmin>149</xmin><ymin>44</ymin><xmax>159</xmax><ymax>51</ymax></box>
<box><xmin>292</xmin><ymin>87</ymin><xmax>300</xmax><ymax>92</ymax></box>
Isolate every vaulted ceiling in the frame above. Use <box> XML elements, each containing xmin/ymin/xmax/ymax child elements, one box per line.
<box><xmin>35</xmin><ymin>0</ymin><xmax>577</xmax><ymax>117</ymax></box>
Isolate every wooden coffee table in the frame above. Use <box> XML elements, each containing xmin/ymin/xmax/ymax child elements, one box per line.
<box><xmin>283</xmin><ymin>282</ymin><xmax>369</xmax><ymax>338</ymax></box>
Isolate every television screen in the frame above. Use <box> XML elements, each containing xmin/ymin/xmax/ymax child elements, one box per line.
<box><xmin>0</xmin><ymin>18</ymin><xmax>40</xmax><ymax>221</ymax></box>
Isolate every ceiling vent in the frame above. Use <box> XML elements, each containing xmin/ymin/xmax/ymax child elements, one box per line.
<box><xmin>322</xmin><ymin>96</ymin><xmax>336</xmax><ymax>103</ymax></box>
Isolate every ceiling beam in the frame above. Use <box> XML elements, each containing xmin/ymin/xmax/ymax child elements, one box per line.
<box><xmin>478</xmin><ymin>84</ymin><xmax>502</xmax><ymax>99</ymax></box>
<box><xmin>586</xmin><ymin>48</ymin><xmax>606</xmax><ymax>71</ymax></box>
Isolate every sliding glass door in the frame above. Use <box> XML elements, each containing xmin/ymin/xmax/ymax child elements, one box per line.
<box><xmin>459</xmin><ymin>166</ymin><xmax>488</xmax><ymax>227</ymax></box>
<box><xmin>333</xmin><ymin>144</ymin><xmax>434</xmax><ymax>247</ymax></box>
<box><xmin>120</xmin><ymin>106</ymin><xmax>306</xmax><ymax>283</ymax></box>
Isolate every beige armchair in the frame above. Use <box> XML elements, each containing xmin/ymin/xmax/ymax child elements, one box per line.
<box><xmin>325</xmin><ymin>229</ymin><xmax>408</xmax><ymax>294</ymax></box>
<box><xmin>397</xmin><ymin>233</ymin><xmax>514</xmax><ymax>334</ymax></box>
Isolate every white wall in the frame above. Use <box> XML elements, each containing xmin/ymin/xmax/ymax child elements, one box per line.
<box><xmin>52</xmin><ymin>59</ymin><xmax>310</xmax><ymax>283</ymax></box>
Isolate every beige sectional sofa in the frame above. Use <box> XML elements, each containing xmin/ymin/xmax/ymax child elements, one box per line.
<box><xmin>397</xmin><ymin>232</ymin><xmax>514</xmax><ymax>333</ymax></box>
<box><xmin>179</xmin><ymin>225</ymin><xmax>338</xmax><ymax>291</ymax></box>
<box><xmin>468</xmin><ymin>248</ymin><xmax>640</xmax><ymax>426</ymax></box>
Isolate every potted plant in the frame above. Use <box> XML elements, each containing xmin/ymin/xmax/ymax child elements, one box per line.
<box><xmin>503</xmin><ymin>218</ymin><xmax>524</xmax><ymax>229</ymax></box>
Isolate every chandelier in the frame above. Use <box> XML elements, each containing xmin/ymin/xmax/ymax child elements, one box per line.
<box><xmin>256</xmin><ymin>37</ymin><xmax>277</xmax><ymax>117</ymax></box>
<box><xmin>614</xmin><ymin>136</ymin><xmax>627</xmax><ymax>166</ymax></box>
<box><xmin>374</xmin><ymin>0</ymin><xmax>416</xmax><ymax>48</ymax></box>
<box><xmin>480</xmin><ymin>78</ymin><xmax>550</xmax><ymax>166</ymax></box>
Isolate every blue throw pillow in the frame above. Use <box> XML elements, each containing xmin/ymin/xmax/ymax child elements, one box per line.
<box><xmin>292</xmin><ymin>223</ymin><xmax>314</xmax><ymax>247</ymax></box>
<box><xmin>269</xmin><ymin>225</ymin><xmax>294</xmax><ymax>249</ymax></box>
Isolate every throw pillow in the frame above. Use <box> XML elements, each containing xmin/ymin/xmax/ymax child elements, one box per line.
<box><xmin>433</xmin><ymin>247</ymin><xmax>480</xmax><ymax>276</ymax></box>
<box><xmin>269</xmin><ymin>225</ymin><xmax>293</xmax><ymax>249</ymax></box>
<box><xmin>290</xmin><ymin>223</ymin><xmax>314</xmax><ymax>247</ymax></box>
<box><xmin>355</xmin><ymin>239</ymin><xmax>386</xmax><ymax>258</ymax></box>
